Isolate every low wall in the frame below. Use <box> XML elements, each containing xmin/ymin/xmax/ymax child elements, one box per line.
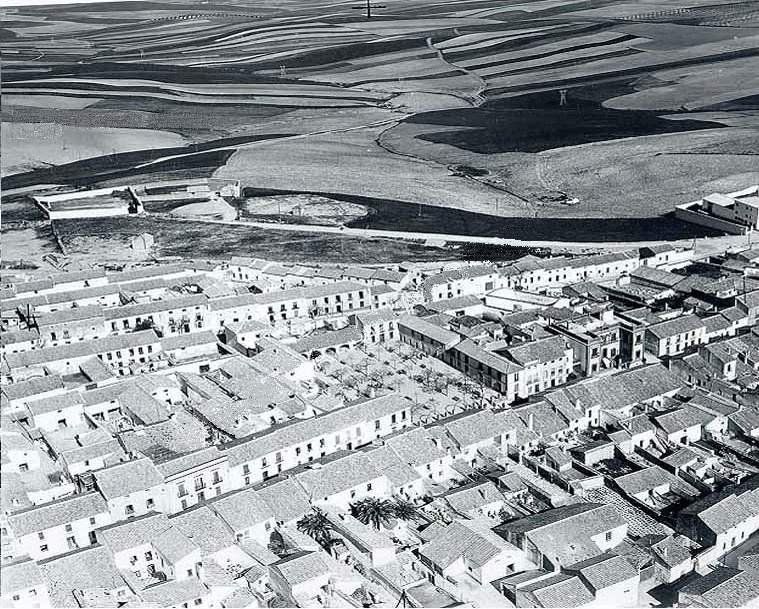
<box><xmin>675</xmin><ymin>205</ymin><xmax>748</xmax><ymax>235</ymax></box>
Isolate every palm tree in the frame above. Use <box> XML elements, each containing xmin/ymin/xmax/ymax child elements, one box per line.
<box><xmin>297</xmin><ymin>509</ymin><xmax>333</xmax><ymax>546</ymax></box>
<box><xmin>391</xmin><ymin>499</ymin><xmax>418</xmax><ymax>522</ymax></box>
<box><xmin>351</xmin><ymin>497</ymin><xmax>396</xmax><ymax>530</ymax></box>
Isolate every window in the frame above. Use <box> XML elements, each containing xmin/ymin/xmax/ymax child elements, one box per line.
<box><xmin>125</xmin><ymin>505</ymin><xmax>135</xmax><ymax>516</ymax></box>
<box><xmin>605</xmin><ymin>531</ymin><xmax>612</xmax><ymax>542</ymax></box>
<box><xmin>18</xmin><ymin>463</ymin><xmax>28</xmax><ymax>473</ymax></box>
<box><xmin>65</xmin><ymin>523</ymin><xmax>73</xmax><ymax>532</ymax></box>
<box><xmin>67</xmin><ymin>536</ymin><xmax>77</xmax><ymax>549</ymax></box>
<box><xmin>145</xmin><ymin>551</ymin><xmax>153</xmax><ymax>561</ymax></box>
<box><xmin>146</xmin><ymin>498</ymin><xmax>155</xmax><ymax>509</ymax></box>
<box><xmin>38</xmin><ymin>532</ymin><xmax>45</xmax><ymax>540</ymax></box>
<box><xmin>39</xmin><ymin>545</ymin><xmax>48</xmax><ymax>553</ymax></box>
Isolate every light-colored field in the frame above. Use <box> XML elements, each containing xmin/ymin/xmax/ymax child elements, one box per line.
<box><xmin>243</xmin><ymin>194</ymin><xmax>369</xmax><ymax>225</ymax></box>
<box><xmin>170</xmin><ymin>197</ymin><xmax>237</xmax><ymax>221</ymax></box>
<box><xmin>604</xmin><ymin>57</ymin><xmax>759</xmax><ymax>111</ymax></box>
<box><xmin>380</xmin><ymin>119</ymin><xmax>759</xmax><ymax>219</ymax></box>
<box><xmin>2</xmin><ymin>94</ymin><xmax>103</xmax><ymax>109</ymax></box>
<box><xmin>499</xmin><ymin>128</ymin><xmax>759</xmax><ymax>218</ymax></box>
<box><xmin>485</xmin><ymin>33</ymin><xmax>759</xmax><ymax>93</ymax></box>
<box><xmin>475</xmin><ymin>39</ymin><xmax>644</xmax><ymax>79</ymax></box>
<box><xmin>1</xmin><ymin>227</ymin><xmax>58</xmax><ymax>266</ymax></box>
<box><xmin>1</xmin><ymin>123</ymin><xmax>188</xmax><ymax>176</ymax></box>
<box><xmin>215</xmin><ymin>125</ymin><xmax>528</xmax><ymax>217</ymax></box>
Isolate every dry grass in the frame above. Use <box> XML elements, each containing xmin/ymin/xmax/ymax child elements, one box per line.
<box><xmin>2</xmin><ymin>122</ymin><xmax>188</xmax><ymax>176</ymax></box>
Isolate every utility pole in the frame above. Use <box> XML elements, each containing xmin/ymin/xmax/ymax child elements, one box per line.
<box><xmin>352</xmin><ymin>0</ymin><xmax>385</xmax><ymax>20</ymax></box>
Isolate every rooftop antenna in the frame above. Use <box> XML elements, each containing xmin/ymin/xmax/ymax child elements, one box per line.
<box><xmin>559</xmin><ymin>89</ymin><xmax>568</xmax><ymax>106</ymax></box>
<box><xmin>280</xmin><ymin>65</ymin><xmax>287</xmax><ymax>78</ymax></box>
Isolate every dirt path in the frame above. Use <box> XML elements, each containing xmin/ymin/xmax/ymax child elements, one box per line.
<box><xmin>425</xmin><ymin>35</ymin><xmax>488</xmax><ymax>106</ymax></box>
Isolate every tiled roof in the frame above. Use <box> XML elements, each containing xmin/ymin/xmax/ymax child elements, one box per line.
<box><xmin>397</xmin><ymin>314</ymin><xmax>460</xmax><ymax>346</ymax></box>
<box><xmin>93</xmin><ymin>457</ymin><xmax>165</xmax><ymax>499</ymax></box>
<box><xmin>26</xmin><ymin>391</ymin><xmax>83</xmax><ymax>416</ymax></box>
<box><xmin>255</xmin><ymin>478</ymin><xmax>312</xmax><ymax>524</ymax></box>
<box><xmin>155</xmin><ymin>446</ymin><xmax>225</xmax><ymax>479</ymax></box>
<box><xmin>524</xmin><ymin>573</ymin><xmax>594</xmax><ymax>608</ymax></box>
<box><xmin>169</xmin><ymin>506</ymin><xmax>235</xmax><ymax>555</ymax></box>
<box><xmin>270</xmin><ymin>550</ymin><xmax>331</xmax><ymax>586</ymax></box>
<box><xmin>295</xmin><ymin>451</ymin><xmax>384</xmax><ymax>499</ymax></box>
<box><xmin>1</xmin><ymin>558</ymin><xmax>44</xmax><ymax>595</ymax></box>
<box><xmin>210</xmin><ymin>486</ymin><xmax>275</xmax><ymax>531</ymax></box>
<box><xmin>39</xmin><ymin>545</ymin><xmax>126</xmax><ymax>607</ymax></box>
<box><xmin>505</xmin><ymin>335</ymin><xmax>570</xmax><ymax>366</ymax></box>
<box><xmin>139</xmin><ymin>577</ymin><xmax>209</xmax><ymax>606</ymax></box>
<box><xmin>5</xmin><ymin>330</ymin><xmax>160</xmax><ymax>369</ymax></box>
<box><xmin>616</xmin><ymin>465</ymin><xmax>698</xmax><ymax>498</ymax></box>
<box><xmin>567</xmin><ymin>553</ymin><xmax>637</xmax><ymax>591</ymax></box>
<box><xmin>36</xmin><ymin>305</ymin><xmax>104</xmax><ymax>326</ymax></box>
<box><xmin>420</xmin><ymin>519</ymin><xmax>516</xmax><ymax>570</ymax></box>
<box><xmin>8</xmin><ymin>492</ymin><xmax>108</xmax><ymax>537</ymax></box>
<box><xmin>221</xmin><ymin>393</ymin><xmax>409</xmax><ymax>466</ymax></box>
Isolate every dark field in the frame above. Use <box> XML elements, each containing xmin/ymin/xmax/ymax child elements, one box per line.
<box><xmin>408</xmin><ymin>93</ymin><xmax>721</xmax><ymax>154</ymax></box>
<box><xmin>51</xmin><ymin>216</ymin><xmax>467</xmax><ymax>264</ymax></box>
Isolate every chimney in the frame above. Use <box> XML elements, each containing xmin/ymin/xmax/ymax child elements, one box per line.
<box><xmin>527</xmin><ymin>413</ymin><xmax>534</xmax><ymax>431</ymax></box>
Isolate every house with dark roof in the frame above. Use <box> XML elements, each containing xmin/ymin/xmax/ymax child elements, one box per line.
<box><xmin>6</xmin><ymin>492</ymin><xmax>111</xmax><ymax>560</ymax></box>
<box><xmin>677</xmin><ymin>476</ymin><xmax>759</xmax><ymax>560</ymax></box>
<box><xmin>417</xmin><ymin>518</ymin><xmax>531</xmax><ymax>587</ymax></box>
<box><xmin>518</xmin><ymin>572</ymin><xmax>595</xmax><ymax>608</ymax></box>
<box><xmin>92</xmin><ymin>457</ymin><xmax>166</xmax><ymax>521</ymax></box>
<box><xmin>678</xmin><ymin>567</ymin><xmax>759</xmax><ymax>608</ymax></box>
<box><xmin>565</xmin><ymin>552</ymin><xmax>639</xmax><ymax>606</ymax></box>
<box><xmin>268</xmin><ymin>551</ymin><xmax>333</xmax><ymax>607</ymax></box>
<box><xmin>495</xmin><ymin>503</ymin><xmax>627</xmax><ymax>571</ymax></box>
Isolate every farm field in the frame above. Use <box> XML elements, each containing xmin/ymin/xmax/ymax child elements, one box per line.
<box><xmin>240</xmin><ymin>194</ymin><xmax>370</xmax><ymax>226</ymax></box>
<box><xmin>50</xmin><ymin>215</ymin><xmax>459</xmax><ymax>264</ymax></box>
<box><xmin>2</xmin><ymin>0</ymin><xmax>758</xmax><ymax>258</ymax></box>
<box><xmin>2</xmin><ymin>122</ymin><xmax>189</xmax><ymax>176</ymax></box>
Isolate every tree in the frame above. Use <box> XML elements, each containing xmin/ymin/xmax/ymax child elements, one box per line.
<box><xmin>351</xmin><ymin>497</ymin><xmax>396</xmax><ymax>530</ymax></box>
<box><xmin>391</xmin><ymin>499</ymin><xmax>418</xmax><ymax>522</ymax></box>
<box><xmin>297</xmin><ymin>509</ymin><xmax>333</xmax><ymax>546</ymax></box>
